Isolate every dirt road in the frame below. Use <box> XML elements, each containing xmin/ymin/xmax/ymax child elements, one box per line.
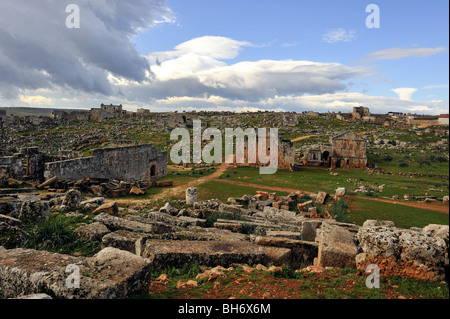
<box><xmin>108</xmin><ymin>161</ymin><xmax>449</xmax><ymax>214</ymax></box>
<box><xmin>290</xmin><ymin>135</ymin><xmax>319</xmax><ymax>142</ymax></box>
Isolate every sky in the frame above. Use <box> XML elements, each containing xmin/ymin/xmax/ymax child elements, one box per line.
<box><xmin>0</xmin><ymin>0</ymin><xmax>448</xmax><ymax>115</ymax></box>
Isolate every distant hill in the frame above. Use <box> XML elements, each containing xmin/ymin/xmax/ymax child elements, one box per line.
<box><xmin>0</xmin><ymin>107</ymin><xmax>88</xmax><ymax>117</ymax></box>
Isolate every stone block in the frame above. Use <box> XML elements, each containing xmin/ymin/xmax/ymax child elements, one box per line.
<box><xmin>140</xmin><ymin>240</ymin><xmax>265</xmax><ymax>268</ymax></box>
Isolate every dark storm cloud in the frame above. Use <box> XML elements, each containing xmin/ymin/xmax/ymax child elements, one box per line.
<box><xmin>0</xmin><ymin>0</ymin><xmax>172</xmax><ymax>98</ymax></box>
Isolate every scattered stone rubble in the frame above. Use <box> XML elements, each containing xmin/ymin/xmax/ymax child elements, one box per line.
<box><xmin>0</xmin><ymin>186</ymin><xmax>448</xmax><ymax>299</ymax></box>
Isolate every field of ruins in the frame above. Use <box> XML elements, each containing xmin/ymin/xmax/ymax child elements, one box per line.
<box><xmin>0</xmin><ymin>107</ymin><xmax>448</xmax><ymax>301</ymax></box>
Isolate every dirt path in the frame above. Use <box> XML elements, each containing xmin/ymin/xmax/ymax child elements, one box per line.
<box><xmin>109</xmin><ymin>162</ymin><xmax>231</xmax><ymax>205</ymax></box>
<box><xmin>108</xmin><ymin>161</ymin><xmax>449</xmax><ymax>214</ymax></box>
<box><xmin>210</xmin><ymin>178</ymin><xmax>312</xmax><ymax>194</ymax></box>
<box><xmin>354</xmin><ymin>196</ymin><xmax>449</xmax><ymax>214</ymax></box>
<box><xmin>290</xmin><ymin>135</ymin><xmax>318</xmax><ymax>142</ymax></box>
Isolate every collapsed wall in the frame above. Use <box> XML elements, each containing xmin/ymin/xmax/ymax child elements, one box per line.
<box><xmin>44</xmin><ymin>144</ymin><xmax>167</xmax><ymax>182</ymax></box>
<box><xmin>236</xmin><ymin>137</ymin><xmax>295</xmax><ymax>171</ymax></box>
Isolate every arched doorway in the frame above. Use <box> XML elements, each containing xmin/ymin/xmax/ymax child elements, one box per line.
<box><xmin>322</xmin><ymin>151</ymin><xmax>329</xmax><ymax>161</ymax></box>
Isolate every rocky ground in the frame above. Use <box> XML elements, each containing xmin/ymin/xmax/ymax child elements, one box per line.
<box><xmin>0</xmin><ymin>187</ymin><xmax>448</xmax><ymax>299</ymax></box>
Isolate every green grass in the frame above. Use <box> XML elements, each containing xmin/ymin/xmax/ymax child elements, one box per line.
<box><xmin>139</xmin><ymin>264</ymin><xmax>449</xmax><ymax>299</ymax></box>
<box><xmin>198</xmin><ymin>180</ymin><xmax>289</xmax><ymax>202</ymax></box>
<box><xmin>217</xmin><ymin>166</ymin><xmax>449</xmax><ymax>198</ymax></box>
<box><xmin>347</xmin><ymin>197</ymin><xmax>449</xmax><ymax>228</ymax></box>
<box><xmin>24</xmin><ymin>214</ymin><xmax>101</xmax><ymax>257</ymax></box>
<box><xmin>367</xmin><ymin>149</ymin><xmax>449</xmax><ymax>175</ymax></box>
<box><xmin>330</xmin><ymin>199</ymin><xmax>351</xmax><ymax>223</ymax></box>
<box><xmin>204</xmin><ymin>166</ymin><xmax>448</xmax><ymax>228</ymax></box>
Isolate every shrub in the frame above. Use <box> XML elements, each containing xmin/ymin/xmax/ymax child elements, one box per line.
<box><xmin>25</xmin><ymin>215</ymin><xmax>101</xmax><ymax>256</ymax></box>
<box><xmin>330</xmin><ymin>200</ymin><xmax>350</xmax><ymax>223</ymax></box>
<box><xmin>418</xmin><ymin>158</ymin><xmax>431</xmax><ymax>167</ymax></box>
<box><xmin>272</xmin><ymin>264</ymin><xmax>295</xmax><ymax>279</ymax></box>
<box><xmin>398</xmin><ymin>161</ymin><xmax>409</xmax><ymax>168</ymax></box>
<box><xmin>151</xmin><ymin>263</ymin><xmax>201</xmax><ymax>279</ymax></box>
<box><xmin>26</xmin><ymin>216</ymin><xmax>75</xmax><ymax>251</ymax></box>
<box><xmin>240</xmin><ymin>223</ymin><xmax>256</xmax><ymax>235</ymax></box>
<box><xmin>383</xmin><ymin>155</ymin><xmax>394</xmax><ymax>162</ymax></box>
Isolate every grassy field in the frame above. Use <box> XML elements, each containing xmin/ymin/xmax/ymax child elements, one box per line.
<box><xmin>140</xmin><ymin>264</ymin><xmax>449</xmax><ymax>299</ymax></box>
<box><xmin>347</xmin><ymin>197</ymin><xmax>449</xmax><ymax>228</ymax></box>
<box><xmin>218</xmin><ymin>166</ymin><xmax>449</xmax><ymax>198</ymax></box>
<box><xmin>198</xmin><ymin>180</ymin><xmax>289</xmax><ymax>202</ymax></box>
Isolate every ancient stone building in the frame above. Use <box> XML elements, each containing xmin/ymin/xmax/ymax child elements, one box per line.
<box><xmin>303</xmin><ymin>131</ymin><xmax>367</xmax><ymax>169</ymax></box>
<box><xmin>235</xmin><ymin>137</ymin><xmax>295</xmax><ymax>171</ymax></box>
<box><xmin>352</xmin><ymin>106</ymin><xmax>370</xmax><ymax>120</ymax></box>
<box><xmin>303</xmin><ymin>144</ymin><xmax>332</xmax><ymax>167</ymax></box>
<box><xmin>44</xmin><ymin>144</ymin><xmax>167</xmax><ymax>182</ymax></box>
<box><xmin>50</xmin><ymin>110</ymin><xmax>89</xmax><ymax>122</ymax></box>
<box><xmin>89</xmin><ymin>108</ymin><xmax>115</xmax><ymax>122</ymax></box>
<box><xmin>0</xmin><ymin>147</ymin><xmax>51</xmax><ymax>182</ymax></box>
<box><xmin>0</xmin><ymin>156</ymin><xmax>23</xmax><ymax>180</ymax></box>
<box><xmin>100</xmin><ymin>104</ymin><xmax>125</xmax><ymax>115</ymax></box>
<box><xmin>438</xmin><ymin>114</ymin><xmax>449</xmax><ymax>126</ymax></box>
<box><xmin>137</xmin><ymin>108</ymin><xmax>150</xmax><ymax>116</ymax></box>
<box><xmin>330</xmin><ymin>131</ymin><xmax>367</xmax><ymax>169</ymax></box>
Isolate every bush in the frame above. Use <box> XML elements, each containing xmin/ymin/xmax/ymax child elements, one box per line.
<box><xmin>151</xmin><ymin>263</ymin><xmax>201</xmax><ymax>279</ymax></box>
<box><xmin>331</xmin><ymin>200</ymin><xmax>350</xmax><ymax>223</ymax></box>
<box><xmin>26</xmin><ymin>216</ymin><xmax>75</xmax><ymax>251</ymax></box>
<box><xmin>398</xmin><ymin>160</ymin><xmax>409</xmax><ymax>168</ymax></box>
<box><xmin>25</xmin><ymin>215</ymin><xmax>101</xmax><ymax>256</ymax></box>
<box><xmin>272</xmin><ymin>264</ymin><xmax>295</xmax><ymax>279</ymax></box>
<box><xmin>240</xmin><ymin>223</ymin><xmax>256</xmax><ymax>235</ymax></box>
<box><xmin>297</xmin><ymin>194</ymin><xmax>312</xmax><ymax>203</ymax></box>
<box><xmin>383</xmin><ymin>155</ymin><xmax>394</xmax><ymax>162</ymax></box>
<box><xmin>418</xmin><ymin>158</ymin><xmax>431</xmax><ymax>167</ymax></box>
<box><xmin>365</xmin><ymin>191</ymin><xmax>376</xmax><ymax>197</ymax></box>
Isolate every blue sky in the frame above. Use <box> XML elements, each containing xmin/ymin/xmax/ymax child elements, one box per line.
<box><xmin>138</xmin><ymin>0</ymin><xmax>449</xmax><ymax>100</ymax></box>
<box><xmin>0</xmin><ymin>0</ymin><xmax>448</xmax><ymax>114</ymax></box>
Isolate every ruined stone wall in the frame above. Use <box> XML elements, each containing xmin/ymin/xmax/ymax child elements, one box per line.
<box><xmin>303</xmin><ymin>146</ymin><xmax>332</xmax><ymax>166</ymax></box>
<box><xmin>352</xmin><ymin>107</ymin><xmax>370</xmax><ymax>120</ymax></box>
<box><xmin>331</xmin><ymin>134</ymin><xmax>367</xmax><ymax>169</ymax></box>
<box><xmin>0</xmin><ymin>156</ymin><xmax>23</xmax><ymax>179</ymax></box>
<box><xmin>332</xmin><ymin>138</ymin><xmax>366</xmax><ymax>159</ymax></box>
<box><xmin>44</xmin><ymin>144</ymin><xmax>167</xmax><ymax>182</ymax></box>
<box><xmin>236</xmin><ymin>137</ymin><xmax>295</xmax><ymax>171</ymax></box>
<box><xmin>89</xmin><ymin>109</ymin><xmax>114</xmax><ymax>122</ymax></box>
<box><xmin>409</xmin><ymin>119</ymin><xmax>439</xmax><ymax>128</ymax></box>
<box><xmin>20</xmin><ymin>147</ymin><xmax>48</xmax><ymax>181</ymax></box>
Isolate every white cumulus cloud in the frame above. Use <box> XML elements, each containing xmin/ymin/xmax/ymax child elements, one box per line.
<box><xmin>391</xmin><ymin>88</ymin><xmax>418</xmax><ymax>101</ymax></box>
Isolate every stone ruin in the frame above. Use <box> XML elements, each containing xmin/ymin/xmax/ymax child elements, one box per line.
<box><xmin>0</xmin><ymin>147</ymin><xmax>51</xmax><ymax>183</ymax></box>
<box><xmin>44</xmin><ymin>144</ymin><xmax>167</xmax><ymax>183</ymax></box>
<box><xmin>232</xmin><ymin>136</ymin><xmax>296</xmax><ymax>171</ymax></box>
<box><xmin>50</xmin><ymin>104</ymin><xmax>129</xmax><ymax>123</ymax></box>
<box><xmin>352</xmin><ymin>106</ymin><xmax>371</xmax><ymax>120</ymax></box>
<box><xmin>0</xmin><ymin>186</ymin><xmax>447</xmax><ymax>299</ymax></box>
<box><xmin>303</xmin><ymin>131</ymin><xmax>367</xmax><ymax>169</ymax></box>
<box><xmin>1</xmin><ymin>144</ymin><xmax>168</xmax><ymax>189</ymax></box>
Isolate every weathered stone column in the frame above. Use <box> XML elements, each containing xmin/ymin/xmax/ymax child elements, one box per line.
<box><xmin>186</xmin><ymin>187</ymin><xmax>198</xmax><ymax>205</ymax></box>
